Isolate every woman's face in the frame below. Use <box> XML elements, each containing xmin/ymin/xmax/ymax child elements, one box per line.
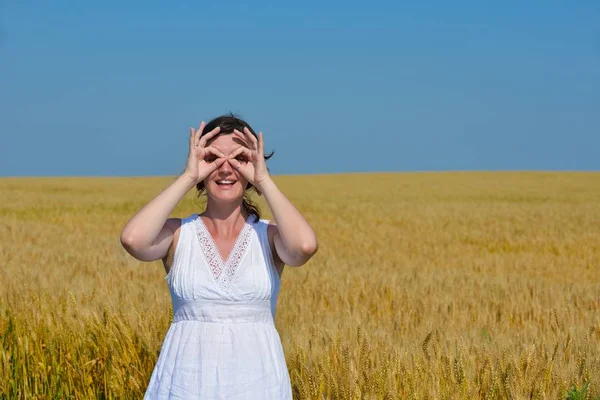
<box><xmin>203</xmin><ymin>133</ymin><xmax>250</xmax><ymax>203</ymax></box>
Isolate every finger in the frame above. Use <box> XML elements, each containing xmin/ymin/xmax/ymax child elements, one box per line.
<box><xmin>199</xmin><ymin>124</ymin><xmax>219</xmax><ymax>147</ymax></box>
<box><xmin>205</xmin><ymin>157</ymin><xmax>226</xmax><ymax>175</ymax></box>
<box><xmin>232</xmin><ymin>159</ymin><xmax>243</xmax><ymax>170</ymax></box>
<box><xmin>232</xmin><ymin>129</ymin><xmax>250</xmax><ymax>147</ymax></box>
<box><xmin>230</xmin><ymin>155</ymin><xmax>248</xmax><ymax>171</ymax></box>
<box><xmin>205</xmin><ymin>146</ymin><xmax>226</xmax><ymax>159</ymax></box>
<box><xmin>243</xmin><ymin>126</ymin><xmax>258</xmax><ymax>150</ymax></box>
<box><xmin>212</xmin><ymin>158</ymin><xmax>226</xmax><ymax>170</ymax></box>
<box><xmin>229</xmin><ymin>146</ymin><xmax>252</xmax><ymax>160</ymax></box>
<box><xmin>195</xmin><ymin>121</ymin><xmax>205</xmax><ymax>147</ymax></box>
<box><xmin>189</xmin><ymin>127</ymin><xmax>195</xmax><ymax>147</ymax></box>
<box><xmin>198</xmin><ymin>126</ymin><xmax>221</xmax><ymax>148</ymax></box>
<box><xmin>258</xmin><ymin>132</ymin><xmax>264</xmax><ymax>156</ymax></box>
<box><xmin>234</xmin><ymin>127</ymin><xmax>254</xmax><ymax>149</ymax></box>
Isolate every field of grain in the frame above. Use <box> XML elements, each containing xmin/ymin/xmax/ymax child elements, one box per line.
<box><xmin>0</xmin><ymin>172</ymin><xmax>598</xmax><ymax>399</ymax></box>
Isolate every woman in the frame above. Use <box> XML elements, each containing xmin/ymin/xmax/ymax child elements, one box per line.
<box><xmin>120</xmin><ymin>114</ymin><xmax>318</xmax><ymax>399</ymax></box>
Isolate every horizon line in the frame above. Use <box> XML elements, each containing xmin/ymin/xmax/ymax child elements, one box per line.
<box><xmin>1</xmin><ymin>169</ymin><xmax>598</xmax><ymax>179</ymax></box>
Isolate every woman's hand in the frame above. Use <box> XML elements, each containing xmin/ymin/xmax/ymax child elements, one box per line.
<box><xmin>183</xmin><ymin>121</ymin><xmax>226</xmax><ymax>184</ymax></box>
<box><xmin>230</xmin><ymin>127</ymin><xmax>271</xmax><ymax>190</ymax></box>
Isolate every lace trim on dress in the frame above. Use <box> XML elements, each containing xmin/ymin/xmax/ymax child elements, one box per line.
<box><xmin>195</xmin><ymin>215</ymin><xmax>253</xmax><ymax>292</ymax></box>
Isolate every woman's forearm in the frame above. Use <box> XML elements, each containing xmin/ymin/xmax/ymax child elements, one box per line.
<box><xmin>120</xmin><ymin>174</ymin><xmax>197</xmax><ymax>247</ymax></box>
<box><xmin>257</xmin><ymin>177</ymin><xmax>318</xmax><ymax>258</ymax></box>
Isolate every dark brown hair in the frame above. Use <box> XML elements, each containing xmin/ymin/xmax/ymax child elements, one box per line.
<box><xmin>195</xmin><ymin>113</ymin><xmax>274</xmax><ymax>223</ymax></box>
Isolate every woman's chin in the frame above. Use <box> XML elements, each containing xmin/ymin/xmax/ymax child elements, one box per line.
<box><xmin>208</xmin><ymin>187</ymin><xmax>244</xmax><ymax>202</ymax></box>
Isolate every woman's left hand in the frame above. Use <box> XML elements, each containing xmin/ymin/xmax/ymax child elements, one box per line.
<box><xmin>230</xmin><ymin>127</ymin><xmax>271</xmax><ymax>190</ymax></box>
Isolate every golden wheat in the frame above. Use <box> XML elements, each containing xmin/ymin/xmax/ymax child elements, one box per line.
<box><xmin>0</xmin><ymin>172</ymin><xmax>598</xmax><ymax>399</ymax></box>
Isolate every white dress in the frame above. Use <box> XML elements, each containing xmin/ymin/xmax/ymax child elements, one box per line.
<box><xmin>144</xmin><ymin>213</ymin><xmax>293</xmax><ymax>399</ymax></box>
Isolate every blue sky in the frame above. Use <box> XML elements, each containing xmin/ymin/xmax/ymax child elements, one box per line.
<box><xmin>1</xmin><ymin>1</ymin><xmax>598</xmax><ymax>176</ymax></box>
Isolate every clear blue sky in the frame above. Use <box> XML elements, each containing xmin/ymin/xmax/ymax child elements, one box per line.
<box><xmin>1</xmin><ymin>1</ymin><xmax>599</xmax><ymax>176</ymax></box>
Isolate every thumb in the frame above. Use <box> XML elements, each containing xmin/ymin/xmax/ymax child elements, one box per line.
<box><xmin>232</xmin><ymin>159</ymin><xmax>246</xmax><ymax>175</ymax></box>
<box><xmin>234</xmin><ymin>162</ymin><xmax>254</xmax><ymax>183</ymax></box>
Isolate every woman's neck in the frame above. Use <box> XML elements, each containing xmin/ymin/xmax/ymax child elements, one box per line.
<box><xmin>200</xmin><ymin>201</ymin><xmax>248</xmax><ymax>234</ymax></box>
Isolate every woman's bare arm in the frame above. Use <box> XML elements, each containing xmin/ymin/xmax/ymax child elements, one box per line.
<box><xmin>259</xmin><ymin>177</ymin><xmax>318</xmax><ymax>267</ymax></box>
<box><xmin>120</xmin><ymin>175</ymin><xmax>197</xmax><ymax>262</ymax></box>
<box><xmin>120</xmin><ymin>122</ymin><xmax>225</xmax><ymax>262</ymax></box>
<box><xmin>228</xmin><ymin>127</ymin><xmax>318</xmax><ymax>267</ymax></box>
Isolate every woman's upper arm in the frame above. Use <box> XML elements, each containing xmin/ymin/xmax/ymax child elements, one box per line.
<box><xmin>268</xmin><ymin>221</ymin><xmax>314</xmax><ymax>268</ymax></box>
<box><xmin>121</xmin><ymin>218</ymin><xmax>181</xmax><ymax>262</ymax></box>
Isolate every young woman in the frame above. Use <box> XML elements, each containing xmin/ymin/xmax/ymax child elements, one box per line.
<box><xmin>120</xmin><ymin>115</ymin><xmax>318</xmax><ymax>399</ymax></box>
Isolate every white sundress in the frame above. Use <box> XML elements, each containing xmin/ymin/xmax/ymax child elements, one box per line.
<box><xmin>143</xmin><ymin>213</ymin><xmax>293</xmax><ymax>399</ymax></box>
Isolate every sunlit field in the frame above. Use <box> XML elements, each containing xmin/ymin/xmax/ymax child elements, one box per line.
<box><xmin>1</xmin><ymin>172</ymin><xmax>598</xmax><ymax>399</ymax></box>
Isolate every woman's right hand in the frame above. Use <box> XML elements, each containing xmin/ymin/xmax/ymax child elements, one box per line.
<box><xmin>183</xmin><ymin>121</ymin><xmax>226</xmax><ymax>184</ymax></box>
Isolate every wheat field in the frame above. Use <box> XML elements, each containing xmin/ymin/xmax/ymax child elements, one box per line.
<box><xmin>0</xmin><ymin>172</ymin><xmax>598</xmax><ymax>399</ymax></box>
